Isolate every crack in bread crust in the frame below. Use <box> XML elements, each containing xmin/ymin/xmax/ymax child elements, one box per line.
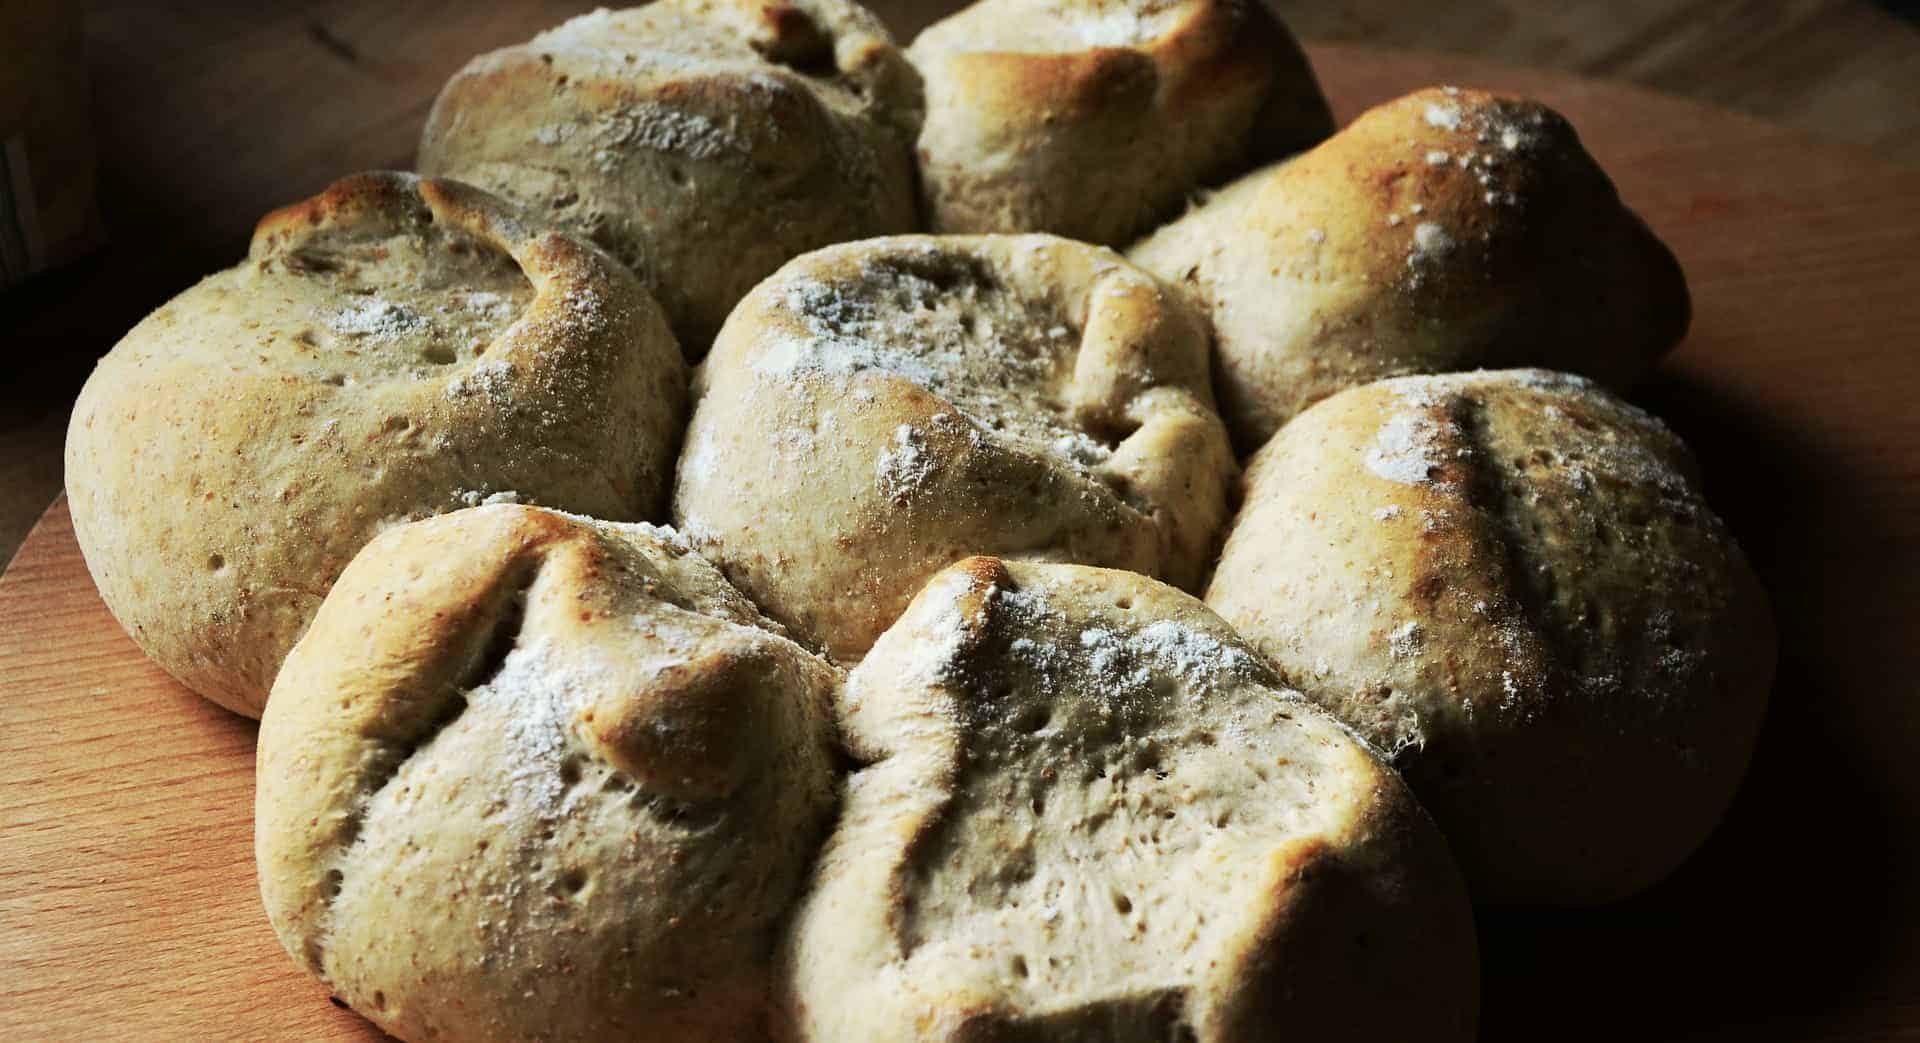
<box><xmin>305</xmin><ymin>562</ymin><xmax>535</xmax><ymax>977</ymax></box>
<box><xmin>782</xmin><ymin>558</ymin><xmax>1477</xmax><ymax>1041</ymax></box>
<box><xmin>1206</xmin><ymin>370</ymin><xmax>1773</xmax><ymax>904</ymax></box>
<box><xmin>260</xmin><ymin>505</ymin><xmax>842</xmax><ymax>1041</ymax></box>
<box><xmin>66</xmin><ymin>172</ymin><xmax>687</xmax><ymax>717</ymax></box>
<box><xmin>675</xmin><ymin>235</ymin><xmax>1236</xmax><ymax>663</ymax></box>
<box><xmin>417</xmin><ymin>0</ymin><xmax>923</xmax><ymax>352</ymax></box>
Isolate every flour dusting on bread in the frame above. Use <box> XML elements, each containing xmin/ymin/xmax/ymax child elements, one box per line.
<box><xmin>783</xmin><ymin>558</ymin><xmax>1478</xmax><ymax>1040</ymax></box>
<box><xmin>678</xmin><ymin>234</ymin><xmax>1236</xmax><ymax>661</ymax></box>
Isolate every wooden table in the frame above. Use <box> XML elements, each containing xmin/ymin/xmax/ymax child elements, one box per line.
<box><xmin>4</xmin><ymin>42</ymin><xmax>1919</xmax><ymax>1040</ymax></box>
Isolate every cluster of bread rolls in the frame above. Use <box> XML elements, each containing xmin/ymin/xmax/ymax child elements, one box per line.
<box><xmin>64</xmin><ymin>0</ymin><xmax>1773</xmax><ymax>1039</ymax></box>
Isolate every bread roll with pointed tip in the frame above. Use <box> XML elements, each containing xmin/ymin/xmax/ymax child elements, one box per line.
<box><xmin>1129</xmin><ymin>86</ymin><xmax>1689</xmax><ymax>451</ymax></box>
<box><xmin>673</xmin><ymin>233</ymin><xmax>1237</xmax><ymax>663</ymax></box>
<box><xmin>780</xmin><ymin>555</ymin><xmax>1477</xmax><ymax>1041</ymax></box>
<box><xmin>1206</xmin><ymin>369</ymin><xmax>1773</xmax><ymax>905</ymax></box>
<box><xmin>419</xmin><ymin>0</ymin><xmax>923</xmax><ymax>355</ymax></box>
<box><xmin>908</xmin><ymin>0</ymin><xmax>1332</xmax><ymax>245</ymax></box>
<box><xmin>256</xmin><ymin>504</ymin><xmax>839</xmax><ymax>1042</ymax></box>
<box><xmin>65</xmin><ymin>172</ymin><xmax>685</xmax><ymax>717</ymax></box>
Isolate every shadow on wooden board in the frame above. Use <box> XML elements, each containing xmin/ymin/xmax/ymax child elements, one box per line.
<box><xmin>1482</xmin><ymin>363</ymin><xmax>1900</xmax><ymax>1040</ymax></box>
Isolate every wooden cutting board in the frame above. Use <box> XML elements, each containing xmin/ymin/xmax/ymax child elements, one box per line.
<box><xmin>4</xmin><ymin>44</ymin><xmax>1918</xmax><ymax>1041</ymax></box>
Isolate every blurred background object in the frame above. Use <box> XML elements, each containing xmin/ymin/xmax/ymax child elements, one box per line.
<box><xmin>0</xmin><ymin>0</ymin><xmax>103</xmax><ymax>290</ymax></box>
<box><xmin>1</xmin><ymin>0</ymin><xmax>1916</xmax><ymax>563</ymax></box>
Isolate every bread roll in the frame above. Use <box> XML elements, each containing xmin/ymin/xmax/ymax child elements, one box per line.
<box><xmin>1130</xmin><ymin>87</ymin><xmax>1690</xmax><ymax>451</ymax></box>
<box><xmin>1206</xmin><ymin>369</ymin><xmax>1774</xmax><ymax>905</ymax></box>
<box><xmin>419</xmin><ymin>0</ymin><xmax>923</xmax><ymax>355</ymax></box>
<box><xmin>781</xmin><ymin>556</ymin><xmax>1477</xmax><ymax>1041</ymax></box>
<box><xmin>908</xmin><ymin>0</ymin><xmax>1331</xmax><ymax>245</ymax></box>
<box><xmin>64</xmin><ymin>172</ymin><xmax>685</xmax><ymax>717</ymax></box>
<box><xmin>674</xmin><ymin>233</ymin><xmax>1237</xmax><ymax>662</ymax></box>
<box><xmin>256</xmin><ymin>504</ymin><xmax>838</xmax><ymax>1042</ymax></box>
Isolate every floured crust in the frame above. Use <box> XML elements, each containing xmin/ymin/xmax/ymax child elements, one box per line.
<box><xmin>419</xmin><ymin>0</ymin><xmax>923</xmax><ymax>354</ymax></box>
<box><xmin>64</xmin><ymin>171</ymin><xmax>686</xmax><ymax>717</ymax></box>
<box><xmin>1130</xmin><ymin>86</ymin><xmax>1690</xmax><ymax>451</ymax></box>
<box><xmin>673</xmin><ymin>233</ymin><xmax>1237</xmax><ymax>663</ymax></box>
<box><xmin>256</xmin><ymin>504</ymin><xmax>839</xmax><ymax>1043</ymax></box>
<box><xmin>779</xmin><ymin>556</ymin><xmax>1476</xmax><ymax>1041</ymax></box>
<box><xmin>1206</xmin><ymin>369</ymin><xmax>1774</xmax><ymax>904</ymax></box>
<box><xmin>909</xmin><ymin>0</ymin><xmax>1331</xmax><ymax>245</ymax></box>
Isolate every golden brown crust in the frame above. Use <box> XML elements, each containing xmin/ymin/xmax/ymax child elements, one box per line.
<box><xmin>418</xmin><ymin>0</ymin><xmax>923</xmax><ymax>354</ymax></box>
<box><xmin>672</xmin><ymin>234</ymin><xmax>1237</xmax><ymax>663</ymax></box>
<box><xmin>1206</xmin><ymin>369</ymin><xmax>1774</xmax><ymax>904</ymax></box>
<box><xmin>1130</xmin><ymin>87</ymin><xmax>1689</xmax><ymax>451</ymax></box>
<box><xmin>257</xmin><ymin>504</ymin><xmax>839</xmax><ymax>1042</ymax></box>
<box><xmin>779</xmin><ymin>557</ymin><xmax>1476</xmax><ymax>1041</ymax></box>
<box><xmin>909</xmin><ymin>0</ymin><xmax>1331</xmax><ymax>245</ymax></box>
<box><xmin>65</xmin><ymin>171</ymin><xmax>685</xmax><ymax>716</ymax></box>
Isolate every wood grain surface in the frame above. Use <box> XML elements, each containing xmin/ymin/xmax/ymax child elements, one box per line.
<box><xmin>4</xmin><ymin>45</ymin><xmax>1920</xmax><ymax>1042</ymax></box>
